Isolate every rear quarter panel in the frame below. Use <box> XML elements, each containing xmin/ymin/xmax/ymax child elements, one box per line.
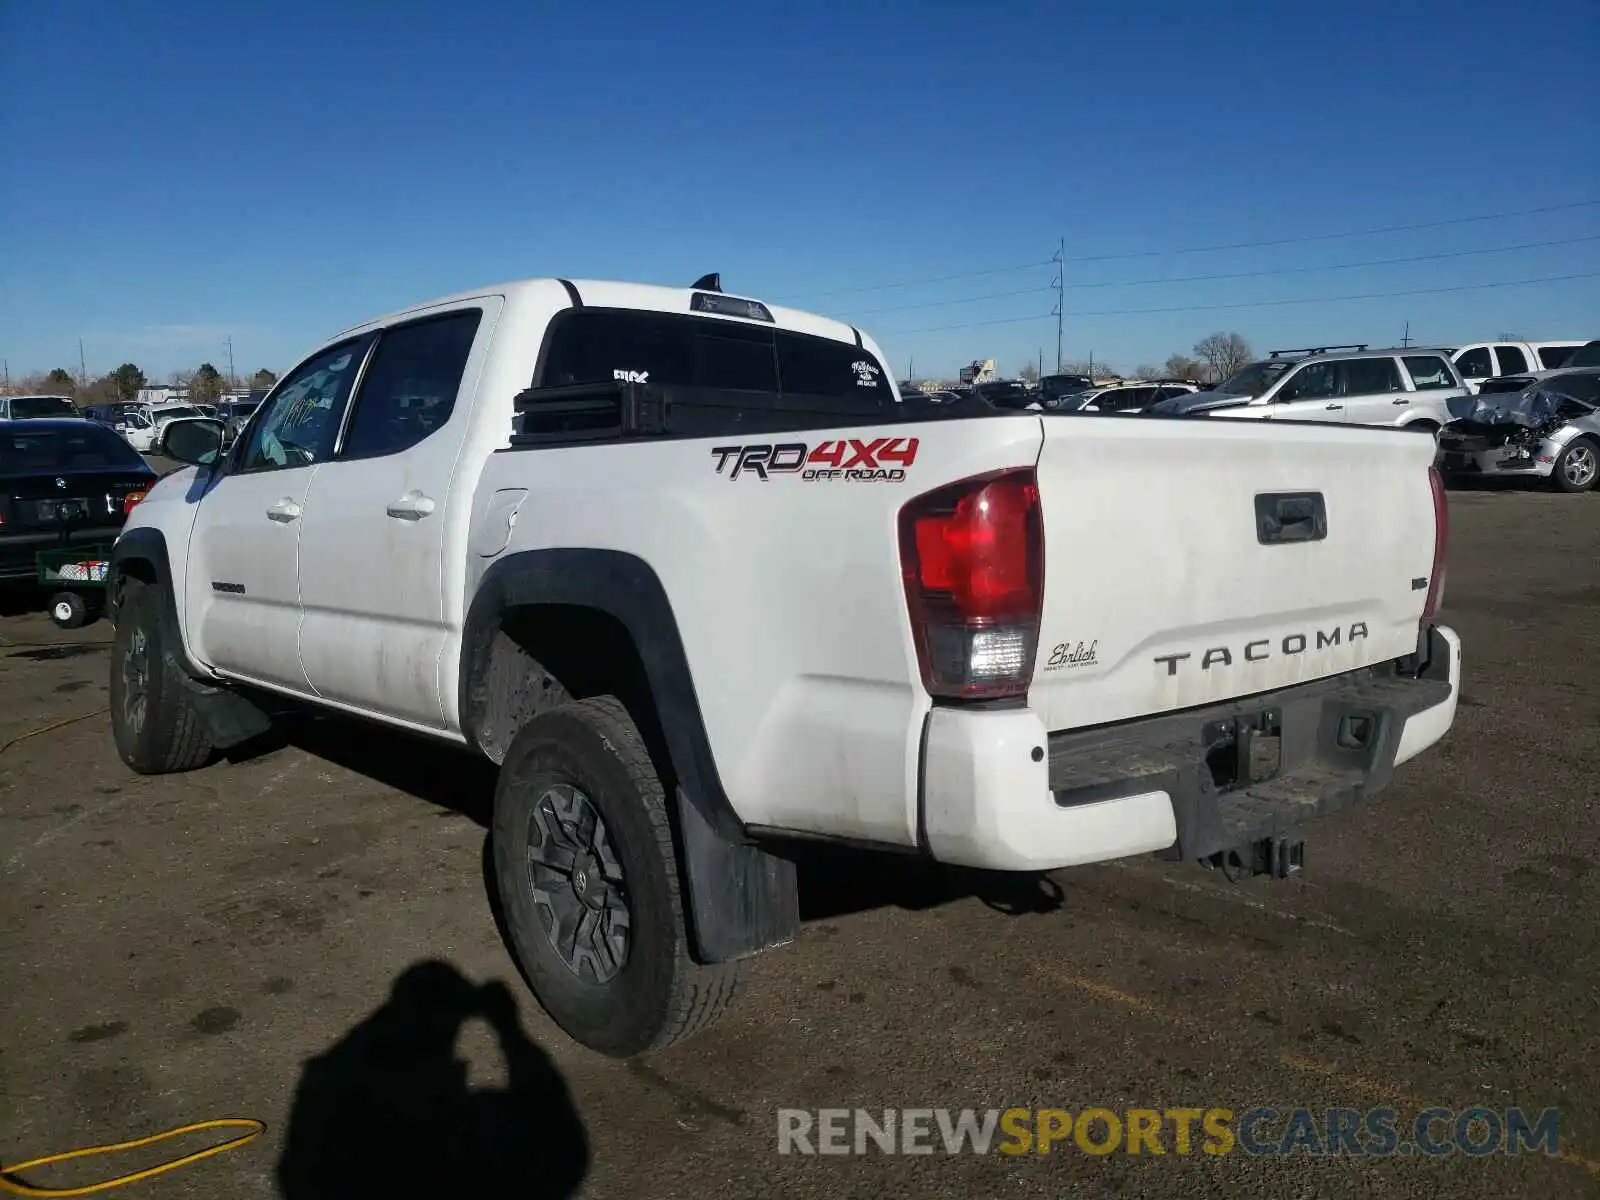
<box><xmin>474</xmin><ymin>416</ymin><xmax>1047</xmax><ymax>847</ymax></box>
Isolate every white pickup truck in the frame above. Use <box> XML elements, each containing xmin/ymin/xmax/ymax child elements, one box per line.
<box><xmin>107</xmin><ymin>277</ymin><xmax>1461</xmax><ymax>1057</ymax></box>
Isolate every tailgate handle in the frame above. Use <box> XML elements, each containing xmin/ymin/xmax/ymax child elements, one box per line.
<box><xmin>1255</xmin><ymin>492</ymin><xmax>1327</xmax><ymax>544</ymax></box>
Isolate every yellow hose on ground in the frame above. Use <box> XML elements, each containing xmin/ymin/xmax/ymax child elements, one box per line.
<box><xmin>0</xmin><ymin>1119</ymin><xmax>265</xmax><ymax>1197</ymax></box>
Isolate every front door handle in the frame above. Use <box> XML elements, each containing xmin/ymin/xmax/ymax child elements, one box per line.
<box><xmin>1392</xmin><ymin>397</ymin><xmax>1410</xmax><ymax>405</ymax></box>
<box><xmin>1324</xmin><ymin>404</ymin><xmax>1343</xmax><ymax>411</ymax></box>
<box><xmin>266</xmin><ymin>498</ymin><xmax>302</xmax><ymax>523</ymax></box>
<box><xmin>386</xmin><ymin>490</ymin><xmax>436</xmax><ymax>521</ymax></box>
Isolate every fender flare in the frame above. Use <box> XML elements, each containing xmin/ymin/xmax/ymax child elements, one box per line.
<box><xmin>460</xmin><ymin>548</ymin><xmax>799</xmax><ymax>963</ymax></box>
<box><xmin>108</xmin><ymin>528</ymin><xmax>272</xmax><ymax>750</ymax></box>
<box><xmin>461</xmin><ymin>548</ymin><xmax>742</xmax><ymax>841</ymax></box>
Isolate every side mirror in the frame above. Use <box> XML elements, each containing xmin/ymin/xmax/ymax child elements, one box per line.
<box><xmin>160</xmin><ymin>418</ymin><xmax>227</xmax><ymax>466</ymax></box>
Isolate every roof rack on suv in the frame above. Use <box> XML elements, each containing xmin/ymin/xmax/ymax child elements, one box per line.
<box><xmin>1268</xmin><ymin>344</ymin><xmax>1368</xmax><ymax>358</ymax></box>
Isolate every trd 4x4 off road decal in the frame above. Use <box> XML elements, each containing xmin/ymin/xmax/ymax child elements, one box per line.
<box><xmin>710</xmin><ymin>437</ymin><xmax>920</xmax><ymax>482</ymax></box>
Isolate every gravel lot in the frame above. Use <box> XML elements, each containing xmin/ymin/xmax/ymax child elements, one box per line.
<box><xmin>2</xmin><ymin>485</ymin><xmax>1597</xmax><ymax>1199</ymax></box>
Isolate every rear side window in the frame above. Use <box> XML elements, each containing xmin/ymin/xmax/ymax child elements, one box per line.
<box><xmin>341</xmin><ymin>310</ymin><xmax>482</xmax><ymax>461</ymax></box>
<box><xmin>1538</xmin><ymin>346</ymin><xmax>1577</xmax><ymax>369</ymax></box>
<box><xmin>1403</xmin><ymin>356</ymin><xmax>1456</xmax><ymax>390</ymax></box>
<box><xmin>538</xmin><ymin>309</ymin><xmax>893</xmax><ymax>405</ymax></box>
<box><xmin>1456</xmin><ymin>347</ymin><xmax>1493</xmax><ymax>379</ymax></box>
<box><xmin>1494</xmin><ymin>345</ymin><xmax>1530</xmax><ymax>374</ymax></box>
<box><xmin>1342</xmin><ymin>357</ymin><xmax>1404</xmax><ymax>395</ymax></box>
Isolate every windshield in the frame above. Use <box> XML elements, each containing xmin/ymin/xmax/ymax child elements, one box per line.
<box><xmin>154</xmin><ymin>405</ymin><xmax>204</xmax><ymax>421</ymax></box>
<box><xmin>0</xmin><ymin>424</ymin><xmax>148</xmax><ymax>474</ymax></box>
<box><xmin>9</xmin><ymin>396</ymin><xmax>78</xmax><ymax>419</ymax></box>
<box><xmin>1214</xmin><ymin>360</ymin><xmax>1291</xmax><ymax>398</ymax></box>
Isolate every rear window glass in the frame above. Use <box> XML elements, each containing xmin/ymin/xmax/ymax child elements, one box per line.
<box><xmin>0</xmin><ymin>425</ymin><xmax>147</xmax><ymax>473</ymax></box>
<box><xmin>1538</xmin><ymin>346</ymin><xmax>1577</xmax><ymax>369</ymax></box>
<box><xmin>9</xmin><ymin>396</ymin><xmax>78</xmax><ymax>419</ymax></box>
<box><xmin>1342</xmin><ymin>357</ymin><xmax>1403</xmax><ymax>394</ymax></box>
<box><xmin>537</xmin><ymin>309</ymin><xmax>894</xmax><ymax>403</ymax></box>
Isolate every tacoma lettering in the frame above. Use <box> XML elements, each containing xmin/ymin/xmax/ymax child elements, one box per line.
<box><xmin>1154</xmin><ymin>623</ymin><xmax>1369</xmax><ymax>676</ymax></box>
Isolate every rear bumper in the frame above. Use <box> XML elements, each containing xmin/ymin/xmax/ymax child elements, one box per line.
<box><xmin>920</xmin><ymin>624</ymin><xmax>1460</xmax><ymax>871</ymax></box>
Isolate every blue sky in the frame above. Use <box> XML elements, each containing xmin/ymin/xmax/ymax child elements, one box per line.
<box><xmin>2</xmin><ymin>0</ymin><xmax>1596</xmax><ymax>383</ymax></box>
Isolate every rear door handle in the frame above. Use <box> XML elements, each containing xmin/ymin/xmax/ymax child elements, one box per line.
<box><xmin>1324</xmin><ymin>404</ymin><xmax>1344</xmax><ymax>411</ymax></box>
<box><xmin>1392</xmin><ymin>397</ymin><xmax>1410</xmax><ymax>405</ymax></box>
<box><xmin>266</xmin><ymin>498</ymin><xmax>302</xmax><ymax>523</ymax></box>
<box><xmin>386</xmin><ymin>490</ymin><xmax>436</xmax><ymax>521</ymax></box>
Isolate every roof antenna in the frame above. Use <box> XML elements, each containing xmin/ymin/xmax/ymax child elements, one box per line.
<box><xmin>691</xmin><ymin>273</ymin><xmax>721</xmax><ymax>292</ymax></box>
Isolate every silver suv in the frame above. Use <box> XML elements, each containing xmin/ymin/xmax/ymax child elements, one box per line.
<box><xmin>1151</xmin><ymin>345</ymin><xmax>1470</xmax><ymax>431</ymax></box>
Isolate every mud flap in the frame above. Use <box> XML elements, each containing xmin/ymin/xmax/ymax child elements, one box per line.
<box><xmin>170</xmin><ymin>659</ymin><xmax>274</xmax><ymax>750</ymax></box>
<box><xmin>676</xmin><ymin>786</ymin><xmax>799</xmax><ymax>964</ymax></box>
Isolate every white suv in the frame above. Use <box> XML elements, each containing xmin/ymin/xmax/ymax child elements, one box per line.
<box><xmin>1152</xmin><ymin>345</ymin><xmax>1468</xmax><ymax>432</ymax></box>
<box><xmin>1058</xmin><ymin>380</ymin><xmax>1200</xmax><ymax>413</ymax></box>
<box><xmin>1449</xmin><ymin>340</ymin><xmax>1586</xmax><ymax>392</ymax></box>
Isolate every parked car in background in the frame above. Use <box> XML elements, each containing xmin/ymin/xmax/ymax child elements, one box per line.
<box><xmin>216</xmin><ymin>396</ymin><xmax>263</xmax><ymax>437</ymax></box>
<box><xmin>971</xmin><ymin>379</ymin><xmax>1039</xmax><ymax>410</ymax></box>
<box><xmin>1447</xmin><ymin>340</ymin><xmax>1586</xmax><ymax>392</ymax></box>
<box><xmin>0</xmin><ymin>418</ymin><xmax>155</xmax><ymax>588</ymax></box>
<box><xmin>1437</xmin><ymin>368</ymin><xmax>1600</xmax><ymax>493</ymax></box>
<box><xmin>1150</xmin><ymin>345</ymin><xmax>1468</xmax><ymax>432</ymax></box>
<box><xmin>0</xmin><ymin>395</ymin><xmax>79</xmax><ymax>421</ymax></box>
<box><xmin>1038</xmin><ymin>374</ymin><xmax>1094</xmax><ymax>406</ymax></box>
<box><xmin>1062</xmin><ymin>381</ymin><xmax>1200</xmax><ymax>413</ymax></box>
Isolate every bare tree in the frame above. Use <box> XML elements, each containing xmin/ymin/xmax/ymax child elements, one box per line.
<box><xmin>1133</xmin><ymin>364</ymin><xmax>1160</xmax><ymax>379</ymax></box>
<box><xmin>1018</xmin><ymin>361</ymin><xmax>1040</xmax><ymax>383</ymax></box>
<box><xmin>1163</xmin><ymin>354</ymin><xmax>1201</xmax><ymax>380</ymax></box>
<box><xmin>1059</xmin><ymin>359</ymin><xmax>1114</xmax><ymax>379</ymax></box>
<box><xmin>1193</xmin><ymin>332</ymin><xmax>1253</xmax><ymax>382</ymax></box>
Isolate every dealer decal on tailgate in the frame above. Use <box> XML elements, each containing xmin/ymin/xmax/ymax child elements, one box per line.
<box><xmin>711</xmin><ymin>437</ymin><xmax>920</xmax><ymax>482</ymax></box>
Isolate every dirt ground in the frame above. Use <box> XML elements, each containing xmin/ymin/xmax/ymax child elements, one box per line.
<box><xmin>2</xmin><ymin>484</ymin><xmax>1597</xmax><ymax>1199</ymax></box>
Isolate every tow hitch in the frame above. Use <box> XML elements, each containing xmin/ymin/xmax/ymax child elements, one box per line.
<box><xmin>1203</xmin><ymin>836</ymin><xmax>1305</xmax><ymax>882</ymax></box>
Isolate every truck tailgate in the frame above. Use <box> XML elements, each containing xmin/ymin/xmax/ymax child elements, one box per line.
<box><xmin>1031</xmin><ymin>417</ymin><xmax>1441</xmax><ymax>733</ymax></box>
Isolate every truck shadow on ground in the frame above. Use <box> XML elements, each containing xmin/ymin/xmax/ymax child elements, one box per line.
<box><xmin>275</xmin><ymin>958</ymin><xmax>588</xmax><ymax>1200</ymax></box>
<box><xmin>243</xmin><ymin>713</ymin><xmax>1066</xmax><ymax>923</ymax></box>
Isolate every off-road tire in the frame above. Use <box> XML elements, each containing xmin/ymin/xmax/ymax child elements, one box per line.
<box><xmin>109</xmin><ymin>576</ymin><xmax>214</xmax><ymax>773</ymax></box>
<box><xmin>492</xmin><ymin>695</ymin><xmax>743</xmax><ymax>1057</ymax></box>
<box><xmin>1552</xmin><ymin>438</ymin><xmax>1598</xmax><ymax>493</ymax></box>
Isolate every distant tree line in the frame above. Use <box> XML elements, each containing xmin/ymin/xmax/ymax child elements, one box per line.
<box><xmin>3</xmin><ymin>363</ymin><xmax>279</xmax><ymax>405</ymax></box>
<box><xmin>1005</xmin><ymin>332</ymin><xmax>1255</xmax><ymax>387</ymax></box>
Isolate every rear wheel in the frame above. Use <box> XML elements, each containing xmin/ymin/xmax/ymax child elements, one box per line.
<box><xmin>109</xmin><ymin>577</ymin><xmax>214</xmax><ymax>773</ymax></box>
<box><xmin>492</xmin><ymin>696</ymin><xmax>743</xmax><ymax>1057</ymax></box>
<box><xmin>1552</xmin><ymin>439</ymin><xmax>1598</xmax><ymax>493</ymax></box>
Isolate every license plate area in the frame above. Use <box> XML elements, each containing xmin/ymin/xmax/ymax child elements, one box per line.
<box><xmin>1202</xmin><ymin>708</ymin><xmax>1282</xmax><ymax>792</ymax></box>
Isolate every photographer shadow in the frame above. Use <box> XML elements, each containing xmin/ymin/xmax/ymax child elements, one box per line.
<box><xmin>276</xmin><ymin>959</ymin><xmax>588</xmax><ymax>1200</ymax></box>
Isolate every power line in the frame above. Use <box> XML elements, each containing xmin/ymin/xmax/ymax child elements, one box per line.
<box><xmin>875</xmin><ymin>271</ymin><xmax>1599</xmax><ymax>336</ymax></box>
<box><xmin>777</xmin><ymin>259</ymin><xmax>1054</xmax><ymax>301</ymax></box>
<box><xmin>1058</xmin><ymin>234</ymin><xmax>1600</xmax><ymax>290</ymax></box>
<box><xmin>1060</xmin><ymin>199</ymin><xmax>1600</xmax><ymax>263</ymax></box>
<box><xmin>848</xmin><ymin>285</ymin><xmax>1051</xmax><ymax>317</ymax></box>
<box><xmin>842</xmin><ymin>233</ymin><xmax>1598</xmax><ymax>318</ymax></box>
<box><xmin>1060</xmin><ymin>271</ymin><xmax>1600</xmax><ymax>318</ymax></box>
<box><xmin>777</xmin><ymin>199</ymin><xmax>1600</xmax><ymax>303</ymax></box>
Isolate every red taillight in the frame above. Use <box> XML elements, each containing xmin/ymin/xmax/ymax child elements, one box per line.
<box><xmin>1423</xmin><ymin>466</ymin><xmax>1448</xmax><ymax>620</ymax></box>
<box><xmin>899</xmin><ymin>468</ymin><xmax>1044</xmax><ymax>700</ymax></box>
<box><xmin>123</xmin><ymin>490</ymin><xmax>147</xmax><ymax>516</ymax></box>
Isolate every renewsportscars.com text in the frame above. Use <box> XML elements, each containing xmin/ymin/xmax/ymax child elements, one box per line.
<box><xmin>776</xmin><ymin>1106</ymin><xmax>1561</xmax><ymax>1158</ymax></box>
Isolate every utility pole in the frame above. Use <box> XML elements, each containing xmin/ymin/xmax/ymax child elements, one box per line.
<box><xmin>78</xmin><ymin>339</ymin><xmax>88</xmax><ymax>387</ymax></box>
<box><xmin>225</xmin><ymin>336</ymin><xmax>236</xmax><ymax>388</ymax></box>
<box><xmin>2</xmin><ymin>359</ymin><xmax>9</xmax><ymax>391</ymax></box>
<box><xmin>907</xmin><ymin>357</ymin><xmax>913</xmax><ymax>384</ymax></box>
<box><xmin>1039</xmin><ymin>349</ymin><xmax>1044</xmax><ymax>381</ymax></box>
<box><xmin>1051</xmin><ymin>237</ymin><xmax>1064</xmax><ymax>372</ymax></box>
<box><xmin>1400</xmin><ymin>321</ymin><xmax>1412</xmax><ymax>348</ymax></box>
